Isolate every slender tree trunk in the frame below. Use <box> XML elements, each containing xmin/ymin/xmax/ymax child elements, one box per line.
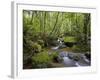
<box><xmin>30</xmin><ymin>11</ymin><xmax>34</xmax><ymax>24</ymax></box>
<box><xmin>49</xmin><ymin>12</ymin><xmax>59</xmax><ymax>36</ymax></box>
<box><xmin>39</xmin><ymin>12</ymin><xmax>43</xmax><ymax>34</ymax></box>
<box><xmin>75</xmin><ymin>13</ymin><xmax>81</xmax><ymax>34</ymax></box>
<box><xmin>43</xmin><ymin>12</ymin><xmax>46</xmax><ymax>34</ymax></box>
<box><xmin>83</xmin><ymin>14</ymin><xmax>90</xmax><ymax>44</ymax></box>
<box><xmin>55</xmin><ymin>13</ymin><xmax>63</xmax><ymax>37</ymax></box>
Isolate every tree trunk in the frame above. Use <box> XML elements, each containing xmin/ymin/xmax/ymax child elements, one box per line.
<box><xmin>30</xmin><ymin>11</ymin><xmax>34</xmax><ymax>24</ymax></box>
<box><xmin>49</xmin><ymin>12</ymin><xmax>59</xmax><ymax>36</ymax></box>
<box><xmin>83</xmin><ymin>14</ymin><xmax>90</xmax><ymax>45</ymax></box>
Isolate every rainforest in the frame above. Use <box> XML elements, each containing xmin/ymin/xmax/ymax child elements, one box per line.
<box><xmin>23</xmin><ymin>10</ymin><xmax>91</xmax><ymax>69</ymax></box>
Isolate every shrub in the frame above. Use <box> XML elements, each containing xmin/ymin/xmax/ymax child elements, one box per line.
<box><xmin>46</xmin><ymin>36</ymin><xmax>58</xmax><ymax>46</ymax></box>
<box><xmin>72</xmin><ymin>44</ymin><xmax>90</xmax><ymax>53</ymax></box>
<box><xmin>72</xmin><ymin>45</ymin><xmax>81</xmax><ymax>52</ymax></box>
<box><xmin>50</xmin><ymin>52</ymin><xmax>59</xmax><ymax>62</ymax></box>
<box><xmin>32</xmin><ymin>51</ymin><xmax>52</xmax><ymax>68</ymax></box>
<box><xmin>31</xmin><ymin>42</ymin><xmax>42</xmax><ymax>53</ymax></box>
<box><xmin>37</xmin><ymin>40</ymin><xmax>44</xmax><ymax>47</ymax></box>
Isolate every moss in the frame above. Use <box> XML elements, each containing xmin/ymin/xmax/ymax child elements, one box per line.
<box><xmin>32</xmin><ymin>51</ymin><xmax>52</xmax><ymax>68</ymax></box>
<box><xmin>72</xmin><ymin>45</ymin><xmax>81</xmax><ymax>52</ymax></box>
<box><xmin>50</xmin><ymin>52</ymin><xmax>59</xmax><ymax>62</ymax></box>
<box><xmin>72</xmin><ymin>44</ymin><xmax>90</xmax><ymax>53</ymax></box>
<box><xmin>63</xmin><ymin>36</ymin><xmax>76</xmax><ymax>43</ymax></box>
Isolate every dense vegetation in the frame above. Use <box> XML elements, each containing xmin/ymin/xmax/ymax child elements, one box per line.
<box><xmin>23</xmin><ymin>10</ymin><xmax>91</xmax><ymax>69</ymax></box>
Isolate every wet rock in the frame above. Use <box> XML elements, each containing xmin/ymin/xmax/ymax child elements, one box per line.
<box><xmin>63</xmin><ymin>57</ymin><xmax>76</xmax><ymax>67</ymax></box>
<box><xmin>84</xmin><ymin>52</ymin><xmax>91</xmax><ymax>60</ymax></box>
<box><xmin>64</xmin><ymin>42</ymin><xmax>75</xmax><ymax>47</ymax></box>
<box><xmin>59</xmin><ymin>51</ymin><xmax>68</xmax><ymax>57</ymax></box>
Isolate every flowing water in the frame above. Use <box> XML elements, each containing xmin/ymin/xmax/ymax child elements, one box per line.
<box><xmin>50</xmin><ymin>47</ymin><xmax>90</xmax><ymax>67</ymax></box>
<box><xmin>50</xmin><ymin>39</ymin><xmax>90</xmax><ymax>67</ymax></box>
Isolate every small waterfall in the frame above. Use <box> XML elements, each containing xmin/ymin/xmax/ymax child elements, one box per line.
<box><xmin>51</xmin><ymin>38</ymin><xmax>63</xmax><ymax>50</ymax></box>
<box><xmin>51</xmin><ymin>46</ymin><xmax>59</xmax><ymax>50</ymax></box>
<box><xmin>58</xmin><ymin>38</ymin><xmax>63</xmax><ymax>46</ymax></box>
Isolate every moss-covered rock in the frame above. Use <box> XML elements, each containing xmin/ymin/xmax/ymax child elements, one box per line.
<box><xmin>32</xmin><ymin>51</ymin><xmax>52</xmax><ymax>68</ymax></box>
<box><xmin>63</xmin><ymin>36</ymin><xmax>76</xmax><ymax>43</ymax></box>
<box><xmin>50</xmin><ymin>52</ymin><xmax>59</xmax><ymax>62</ymax></box>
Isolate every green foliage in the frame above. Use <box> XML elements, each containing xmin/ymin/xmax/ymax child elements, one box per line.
<box><xmin>37</xmin><ymin>40</ymin><xmax>44</xmax><ymax>47</ymax></box>
<box><xmin>23</xmin><ymin>41</ymin><xmax>42</xmax><ymax>65</ymax></box>
<box><xmin>72</xmin><ymin>45</ymin><xmax>80</xmax><ymax>52</ymax></box>
<box><xmin>46</xmin><ymin>36</ymin><xmax>58</xmax><ymax>46</ymax></box>
<box><xmin>50</xmin><ymin>52</ymin><xmax>63</xmax><ymax>63</ymax></box>
<box><xmin>31</xmin><ymin>42</ymin><xmax>42</xmax><ymax>53</ymax></box>
<box><xmin>50</xmin><ymin>52</ymin><xmax>59</xmax><ymax>62</ymax></box>
<box><xmin>23</xmin><ymin>10</ymin><xmax>91</xmax><ymax>68</ymax></box>
<box><xmin>32</xmin><ymin>51</ymin><xmax>51</xmax><ymax>68</ymax></box>
<box><xmin>72</xmin><ymin>44</ymin><xmax>90</xmax><ymax>53</ymax></box>
<box><xmin>32</xmin><ymin>51</ymin><xmax>61</xmax><ymax>68</ymax></box>
<box><xmin>63</xmin><ymin>36</ymin><xmax>76</xmax><ymax>42</ymax></box>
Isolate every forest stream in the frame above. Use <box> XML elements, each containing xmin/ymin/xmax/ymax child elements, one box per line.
<box><xmin>23</xmin><ymin>10</ymin><xmax>91</xmax><ymax>69</ymax></box>
<box><xmin>50</xmin><ymin>45</ymin><xmax>90</xmax><ymax>67</ymax></box>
